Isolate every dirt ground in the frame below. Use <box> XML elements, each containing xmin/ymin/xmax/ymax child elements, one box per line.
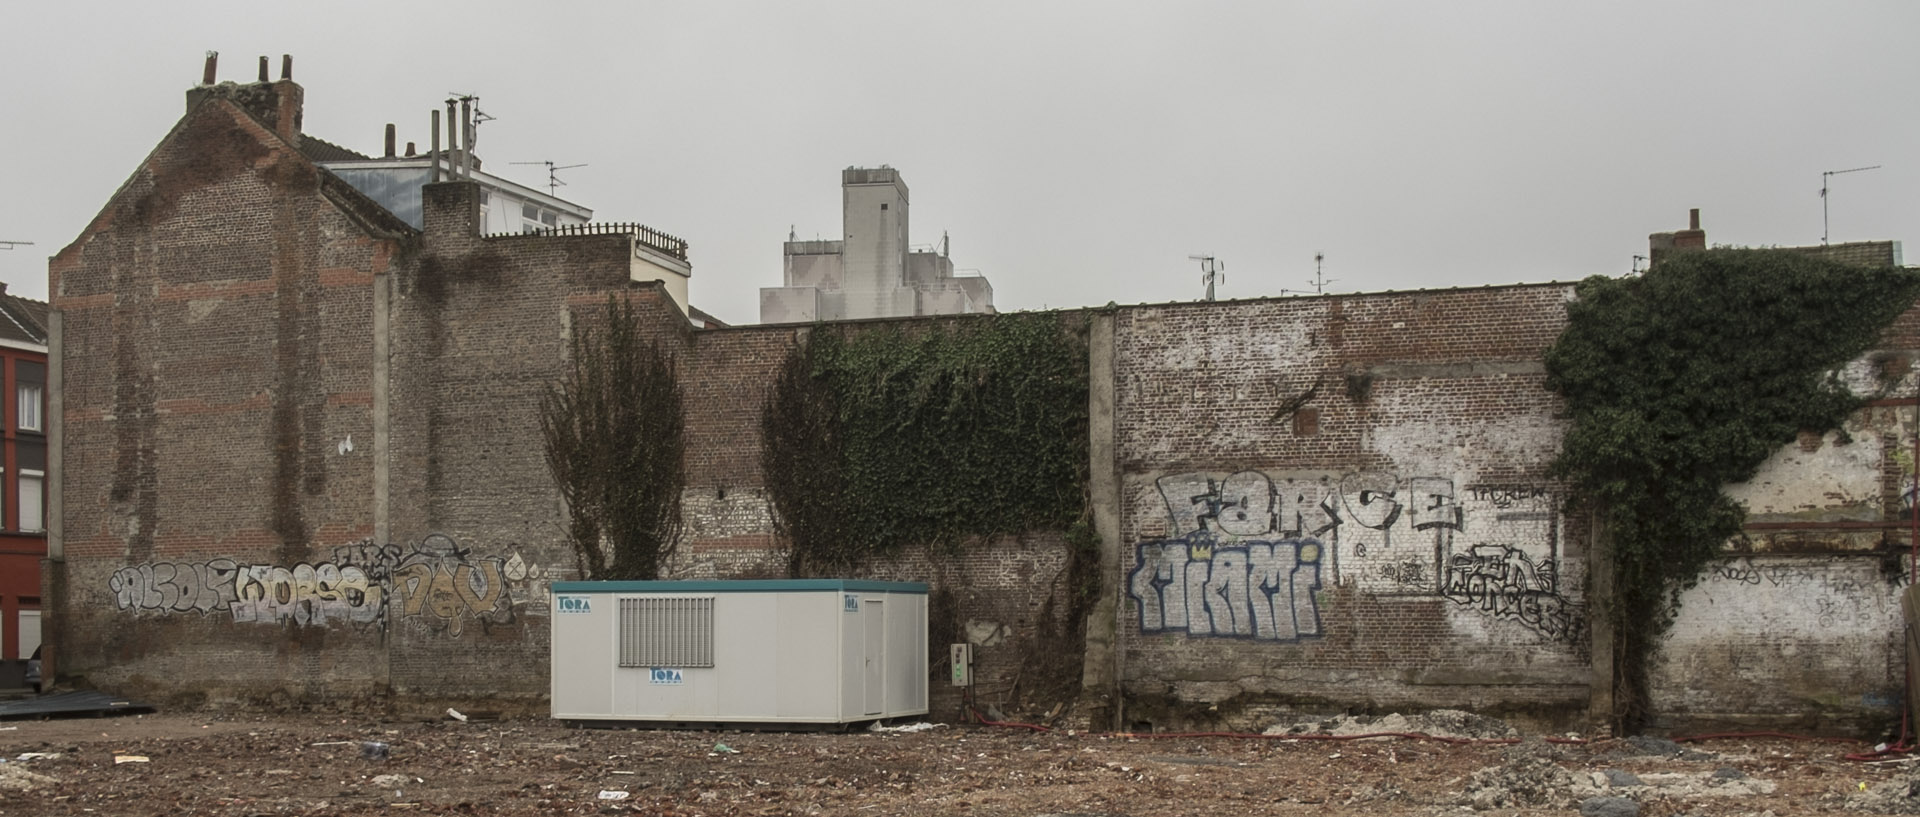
<box><xmin>2</xmin><ymin>709</ymin><xmax>1918</xmax><ymax>816</ymax></box>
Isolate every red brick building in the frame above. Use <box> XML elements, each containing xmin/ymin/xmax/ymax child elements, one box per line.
<box><xmin>0</xmin><ymin>285</ymin><xmax>48</xmax><ymax>684</ymax></box>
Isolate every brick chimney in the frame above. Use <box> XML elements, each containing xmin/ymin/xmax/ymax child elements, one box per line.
<box><xmin>184</xmin><ymin>52</ymin><xmax>304</xmax><ymax>146</ymax></box>
<box><xmin>1648</xmin><ymin>208</ymin><xmax>1706</xmax><ymax>267</ymax></box>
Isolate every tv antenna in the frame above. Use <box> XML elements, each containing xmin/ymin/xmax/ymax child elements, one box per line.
<box><xmin>1282</xmin><ymin>252</ymin><xmax>1336</xmax><ymax>296</ymax></box>
<box><xmin>0</xmin><ymin>240</ymin><xmax>32</xmax><ymax>251</ymax></box>
<box><xmin>447</xmin><ymin>93</ymin><xmax>494</xmax><ymax>151</ymax></box>
<box><xmin>1188</xmin><ymin>254</ymin><xmax>1225</xmax><ymax>301</ymax></box>
<box><xmin>1821</xmin><ymin>164</ymin><xmax>1881</xmax><ymax>245</ymax></box>
<box><xmin>512</xmin><ymin>161</ymin><xmax>588</xmax><ymax>195</ymax></box>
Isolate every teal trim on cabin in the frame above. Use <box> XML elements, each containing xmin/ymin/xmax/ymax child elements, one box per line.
<box><xmin>550</xmin><ymin>579</ymin><xmax>928</xmax><ymax>594</ymax></box>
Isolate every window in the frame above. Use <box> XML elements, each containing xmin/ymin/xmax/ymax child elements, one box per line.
<box><xmin>521</xmin><ymin>203</ymin><xmax>559</xmax><ymax>234</ymax></box>
<box><xmin>17</xmin><ymin>384</ymin><xmax>40</xmax><ymax>432</ymax></box>
<box><xmin>618</xmin><ymin>597</ymin><xmax>714</xmax><ymax>668</ymax></box>
<box><xmin>19</xmin><ymin>469</ymin><xmax>43</xmax><ymax>533</ymax></box>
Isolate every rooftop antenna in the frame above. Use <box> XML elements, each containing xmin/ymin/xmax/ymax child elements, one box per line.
<box><xmin>1282</xmin><ymin>252</ymin><xmax>1336</xmax><ymax>296</ymax></box>
<box><xmin>511</xmin><ymin>161</ymin><xmax>588</xmax><ymax>196</ymax></box>
<box><xmin>448</xmin><ymin>93</ymin><xmax>493</xmax><ymax>151</ymax></box>
<box><xmin>0</xmin><ymin>240</ymin><xmax>32</xmax><ymax>250</ymax></box>
<box><xmin>1631</xmin><ymin>254</ymin><xmax>1647</xmax><ymax>275</ymax></box>
<box><xmin>1188</xmin><ymin>254</ymin><xmax>1224</xmax><ymax>301</ymax></box>
<box><xmin>1821</xmin><ymin>164</ymin><xmax>1881</xmax><ymax>245</ymax></box>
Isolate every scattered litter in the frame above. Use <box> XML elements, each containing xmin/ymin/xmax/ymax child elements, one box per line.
<box><xmin>263</xmin><ymin>769</ymin><xmax>293</xmax><ymax>776</ymax></box>
<box><xmin>0</xmin><ymin>763</ymin><xmax>57</xmax><ymax>791</ymax></box>
<box><xmin>598</xmin><ymin>790</ymin><xmax>631</xmax><ymax>800</ymax></box>
<box><xmin>1460</xmin><ymin>755</ymin><xmax>1578</xmax><ymax>809</ymax></box>
<box><xmin>868</xmin><ymin>722</ymin><xmax>943</xmax><ymax>733</ymax></box>
<box><xmin>710</xmin><ymin>743</ymin><xmax>741</xmax><ymax>755</ymax></box>
<box><xmin>610</xmin><ymin>770</ymin><xmax>636</xmax><ymax>775</ymax></box>
<box><xmin>1264</xmin><ymin>709</ymin><xmax>1518</xmax><ymax>740</ymax></box>
<box><xmin>309</xmin><ymin>741</ymin><xmax>353</xmax><ymax>747</ymax></box>
<box><xmin>372</xmin><ymin>773</ymin><xmax>412</xmax><ymax>788</ymax></box>
<box><xmin>112</xmin><ymin>755</ymin><xmax>149</xmax><ymax>764</ymax></box>
<box><xmin>360</xmin><ymin>741</ymin><xmax>390</xmax><ymax>761</ymax></box>
<box><xmin>15</xmin><ymin>753</ymin><xmax>59</xmax><ymax>761</ymax></box>
<box><xmin>445</xmin><ymin>708</ymin><xmax>468</xmax><ymax>723</ymax></box>
<box><xmin>0</xmin><ymin>726</ymin><xmax>16</xmax><ymax>731</ymax></box>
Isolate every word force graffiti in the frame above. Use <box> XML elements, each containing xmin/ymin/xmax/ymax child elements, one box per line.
<box><xmin>1139</xmin><ymin>470</ymin><xmax>1577</xmax><ymax>640</ymax></box>
<box><xmin>1129</xmin><ymin>535</ymin><xmax>1323</xmax><ymax>641</ymax></box>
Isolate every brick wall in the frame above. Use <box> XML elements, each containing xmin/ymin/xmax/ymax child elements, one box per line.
<box><xmin>48</xmin><ymin>81</ymin><xmax>1917</xmax><ymax>731</ymax></box>
<box><xmin>1108</xmin><ymin>286</ymin><xmax>1591</xmax><ymax>730</ymax></box>
<box><xmin>52</xmin><ymin>97</ymin><xmax>395</xmax><ymax>702</ymax></box>
<box><xmin>380</xmin><ymin>181</ymin><xmax>688</xmax><ymax>702</ymax></box>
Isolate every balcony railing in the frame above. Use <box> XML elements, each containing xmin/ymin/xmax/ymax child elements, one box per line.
<box><xmin>489</xmin><ymin>222</ymin><xmax>689</xmax><ymax>262</ymax></box>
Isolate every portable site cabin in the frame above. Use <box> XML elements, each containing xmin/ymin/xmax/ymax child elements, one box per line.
<box><xmin>549</xmin><ymin>580</ymin><xmax>928</xmax><ymax>726</ymax></box>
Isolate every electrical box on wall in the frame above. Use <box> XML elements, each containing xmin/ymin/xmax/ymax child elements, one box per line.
<box><xmin>949</xmin><ymin>642</ymin><xmax>972</xmax><ymax>687</ymax></box>
<box><xmin>550</xmin><ymin>579</ymin><xmax>928</xmax><ymax>726</ymax></box>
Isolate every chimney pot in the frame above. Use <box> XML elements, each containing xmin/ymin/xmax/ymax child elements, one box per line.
<box><xmin>202</xmin><ymin>51</ymin><xmax>218</xmax><ymax>85</ymax></box>
<box><xmin>257</xmin><ymin>56</ymin><xmax>268</xmax><ymax>82</ymax></box>
<box><xmin>384</xmin><ymin>124</ymin><xmax>396</xmax><ymax>158</ymax></box>
<box><xmin>1689</xmin><ymin>208</ymin><xmax>1700</xmax><ymax>231</ymax></box>
<box><xmin>405</xmin><ymin>141</ymin><xmax>416</xmax><ymax>157</ymax></box>
<box><xmin>281</xmin><ymin>54</ymin><xmax>292</xmax><ymax>80</ymax></box>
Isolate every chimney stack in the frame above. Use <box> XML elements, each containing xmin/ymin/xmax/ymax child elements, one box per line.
<box><xmin>281</xmin><ymin>54</ymin><xmax>292</xmax><ymax>80</ymax></box>
<box><xmin>1649</xmin><ymin>209</ymin><xmax>1708</xmax><ymax>267</ymax></box>
<box><xmin>184</xmin><ymin>51</ymin><xmax>303</xmax><ymax>144</ymax></box>
<box><xmin>405</xmin><ymin>141</ymin><xmax>416</xmax><ymax>157</ymax></box>
<box><xmin>384</xmin><ymin>124</ymin><xmax>396</xmax><ymax>158</ymax></box>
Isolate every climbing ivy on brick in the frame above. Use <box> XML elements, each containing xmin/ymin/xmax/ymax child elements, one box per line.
<box><xmin>1545</xmin><ymin>248</ymin><xmax>1920</xmax><ymax>732</ymax></box>
<box><xmin>761</xmin><ymin>312</ymin><xmax>1090</xmax><ymax>575</ymax></box>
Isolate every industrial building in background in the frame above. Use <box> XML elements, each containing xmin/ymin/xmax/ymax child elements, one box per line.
<box><xmin>760</xmin><ymin>167</ymin><xmax>994</xmax><ymax>324</ymax></box>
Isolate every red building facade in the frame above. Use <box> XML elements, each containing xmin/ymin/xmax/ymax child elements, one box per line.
<box><xmin>0</xmin><ymin>284</ymin><xmax>48</xmax><ymax>680</ymax></box>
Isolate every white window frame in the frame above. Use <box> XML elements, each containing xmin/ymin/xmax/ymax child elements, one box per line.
<box><xmin>19</xmin><ymin>469</ymin><xmax>44</xmax><ymax>533</ymax></box>
<box><xmin>17</xmin><ymin>383</ymin><xmax>41</xmax><ymax>432</ymax></box>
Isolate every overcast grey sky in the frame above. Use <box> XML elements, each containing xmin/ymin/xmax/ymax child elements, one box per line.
<box><xmin>3</xmin><ymin>1</ymin><xmax>1914</xmax><ymax>324</ymax></box>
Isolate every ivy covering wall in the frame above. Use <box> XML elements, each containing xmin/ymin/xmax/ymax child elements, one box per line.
<box><xmin>760</xmin><ymin>312</ymin><xmax>1091</xmax><ymax>575</ymax></box>
<box><xmin>1544</xmin><ymin>248</ymin><xmax>1920</xmax><ymax>731</ymax></box>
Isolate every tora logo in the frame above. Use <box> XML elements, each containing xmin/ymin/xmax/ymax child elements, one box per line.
<box><xmin>556</xmin><ymin>596</ymin><xmax>592</xmax><ymax>613</ymax></box>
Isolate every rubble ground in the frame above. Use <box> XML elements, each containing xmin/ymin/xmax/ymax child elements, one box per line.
<box><xmin>0</xmin><ymin>711</ymin><xmax>1910</xmax><ymax>816</ymax></box>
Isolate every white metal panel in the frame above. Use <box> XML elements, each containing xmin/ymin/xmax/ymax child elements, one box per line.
<box><xmin>884</xmin><ymin>593</ymin><xmax>927</xmax><ymax>717</ymax></box>
<box><xmin>550</xmin><ymin>592</ymin><xmax>615</xmax><ymax>718</ymax></box>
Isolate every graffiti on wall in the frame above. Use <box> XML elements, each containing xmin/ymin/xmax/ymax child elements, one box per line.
<box><xmin>1130</xmin><ymin>470</ymin><xmax>1577</xmax><ymax>641</ymax></box>
<box><xmin>108</xmin><ymin>534</ymin><xmax>554</xmax><ymax>636</ymax></box>
<box><xmin>1441</xmin><ymin>544</ymin><xmax>1578</xmax><ymax>639</ymax></box>
<box><xmin>1130</xmin><ymin>535</ymin><xmax>1323</xmax><ymax>640</ymax></box>
<box><xmin>108</xmin><ymin>559</ymin><xmax>382</xmax><ymax>626</ymax></box>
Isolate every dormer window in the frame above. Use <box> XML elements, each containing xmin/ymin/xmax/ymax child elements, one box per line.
<box><xmin>522</xmin><ymin>203</ymin><xmax>560</xmax><ymax>233</ymax></box>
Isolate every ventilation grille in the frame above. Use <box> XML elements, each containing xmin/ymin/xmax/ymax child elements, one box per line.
<box><xmin>618</xmin><ymin>597</ymin><xmax>715</xmax><ymax>668</ymax></box>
